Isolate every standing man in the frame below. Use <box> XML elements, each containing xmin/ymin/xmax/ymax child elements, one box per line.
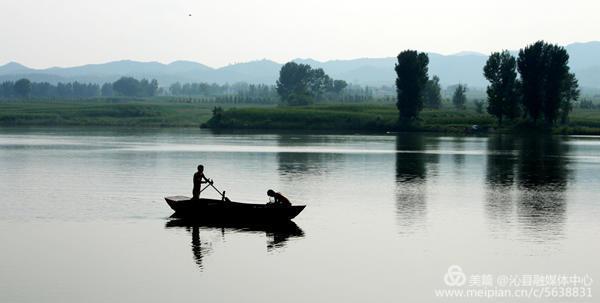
<box><xmin>193</xmin><ymin>165</ymin><xmax>211</xmax><ymax>200</ymax></box>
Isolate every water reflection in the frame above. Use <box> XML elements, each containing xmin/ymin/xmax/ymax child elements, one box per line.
<box><xmin>516</xmin><ymin>135</ymin><xmax>570</xmax><ymax>241</ymax></box>
<box><xmin>452</xmin><ymin>137</ymin><xmax>467</xmax><ymax>167</ymax></box>
<box><xmin>275</xmin><ymin>134</ymin><xmax>342</xmax><ymax>179</ymax></box>
<box><xmin>517</xmin><ymin>135</ymin><xmax>570</xmax><ymax>188</ymax></box>
<box><xmin>3</xmin><ymin>128</ymin><xmax>600</xmax><ymax>303</ymax></box>
<box><xmin>486</xmin><ymin>135</ymin><xmax>517</xmax><ymax>186</ymax></box>
<box><xmin>165</xmin><ymin>219</ymin><xmax>304</xmax><ymax>270</ymax></box>
<box><xmin>395</xmin><ymin>134</ymin><xmax>439</xmax><ymax>232</ymax></box>
<box><xmin>485</xmin><ymin>135</ymin><xmax>570</xmax><ymax>242</ymax></box>
<box><xmin>485</xmin><ymin>135</ymin><xmax>517</xmax><ymax>230</ymax></box>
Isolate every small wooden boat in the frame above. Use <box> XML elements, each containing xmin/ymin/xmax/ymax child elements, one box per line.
<box><xmin>164</xmin><ymin>196</ymin><xmax>306</xmax><ymax>222</ymax></box>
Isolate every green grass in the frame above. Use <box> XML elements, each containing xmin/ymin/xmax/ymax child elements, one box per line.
<box><xmin>567</xmin><ymin>109</ymin><xmax>600</xmax><ymax>128</ymax></box>
<box><xmin>0</xmin><ymin>99</ymin><xmax>255</xmax><ymax>127</ymax></box>
<box><xmin>3</xmin><ymin>99</ymin><xmax>600</xmax><ymax>135</ymax></box>
<box><xmin>203</xmin><ymin>104</ymin><xmax>495</xmax><ymax>132</ymax></box>
<box><xmin>204</xmin><ymin>105</ymin><xmax>395</xmax><ymax>131</ymax></box>
<box><xmin>204</xmin><ymin>104</ymin><xmax>600</xmax><ymax>135</ymax></box>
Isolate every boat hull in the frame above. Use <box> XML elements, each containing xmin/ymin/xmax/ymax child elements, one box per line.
<box><xmin>164</xmin><ymin>196</ymin><xmax>306</xmax><ymax>222</ymax></box>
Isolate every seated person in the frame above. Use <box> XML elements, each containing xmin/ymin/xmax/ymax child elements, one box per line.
<box><xmin>267</xmin><ymin>189</ymin><xmax>291</xmax><ymax>206</ymax></box>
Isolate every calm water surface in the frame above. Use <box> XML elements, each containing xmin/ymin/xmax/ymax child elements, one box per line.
<box><xmin>1</xmin><ymin>128</ymin><xmax>599</xmax><ymax>302</ymax></box>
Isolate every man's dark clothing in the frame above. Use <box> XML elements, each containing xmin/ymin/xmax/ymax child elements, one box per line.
<box><xmin>192</xmin><ymin>171</ymin><xmax>205</xmax><ymax>199</ymax></box>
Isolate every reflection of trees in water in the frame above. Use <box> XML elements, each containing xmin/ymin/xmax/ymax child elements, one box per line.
<box><xmin>276</xmin><ymin>134</ymin><xmax>343</xmax><ymax>179</ymax></box>
<box><xmin>166</xmin><ymin>219</ymin><xmax>304</xmax><ymax>270</ymax></box>
<box><xmin>485</xmin><ymin>135</ymin><xmax>517</xmax><ymax>228</ymax></box>
<box><xmin>395</xmin><ymin>134</ymin><xmax>439</xmax><ymax>232</ymax></box>
<box><xmin>484</xmin><ymin>134</ymin><xmax>570</xmax><ymax>241</ymax></box>
<box><xmin>486</xmin><ymin>135</ymin><xmax>517</xmax><ymax>187</ymax></box>
<box><xmin>516</xmin><ymin>135</ymin><xmax>569</xmax><ymax>240</ymax></box>
<box><xmin>277</xmin><ymin>152</ymin><xmax>342</xmax><ymax>178</ymax></box>
<box><xmin>452</xmin><ymin>137</ymin><xmax>466</xmax><ymax>167</ymax></box>
<box><xmin>517</xmin><ymin>136</ymin><xmax>570</xmax><ymax>188</ymax></box>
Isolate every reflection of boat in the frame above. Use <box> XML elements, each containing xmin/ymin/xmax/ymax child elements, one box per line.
<box><xmin>165</xmin><ymin>218</ymin><xmax>305</xmax><ymax>269</ymax></box>
<box><xmin>166</xmin><ymin>217</ymin><xmax>305</xmax><ymax>242</ymax></box>
<box><xmin>164</xmin><ymin>196</ymin><xmax>306</xmax><ymax>222</ymax></box>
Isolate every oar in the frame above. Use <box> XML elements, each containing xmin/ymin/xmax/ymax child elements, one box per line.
<box><xmin>199</xmin><ymin>183</ymin><xmax>210</xmax><ymax>194</ymax></box>
<box><xmin>198</xmin><ymin>178</ymin><xmax>216</xmax><ymax>194</ymax></box>
<box><xmin>208</xmin><ymin>181</ymin><xmax>230</xmax><ymax>201</ymax></box>
<box><xmin>199</xmin><ymin>179</ymin><xmax>230</xmax><ymax>202</ymax></box>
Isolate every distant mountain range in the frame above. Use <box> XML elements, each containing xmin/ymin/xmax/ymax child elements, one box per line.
<box><xmin>1</xmin><ymin>42</ymin><xmax>599</xmax><ymax>90</ymax></box>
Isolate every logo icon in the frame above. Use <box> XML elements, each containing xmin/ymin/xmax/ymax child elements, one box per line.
<box><xmin>444</xmin><ymin>265</ymin><xmax>466</xmax><ymax>287</ymax></box>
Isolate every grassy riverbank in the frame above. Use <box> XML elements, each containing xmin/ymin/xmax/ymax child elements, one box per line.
<box><xmin>203</xmin><ymin>105</ymin><xmax>496</xmax><ymax>132</ymax></box>
<box><xmin>204</xmin><ymin>104</ymin><xmax>600</xmax><ymax>134</ymax></box>
<box><xmin>0</xmin><ymin>99</ymin><xmax>255</xmax><ymax>127</ymax></box>
<box><xmin>205</xmin><ymin>105</ymin><xmax>475</xmax><ymax>131</ymax></box>
<box><xmin>2</xmin><ymin>100</ymin><xmax>600</xmax><ymax>134</ymax></box>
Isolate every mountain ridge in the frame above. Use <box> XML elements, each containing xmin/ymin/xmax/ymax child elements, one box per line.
<box><xmin>1</xmin><ymin>42</ymin><xmax>599</xmax><ymax>89</ymax></box>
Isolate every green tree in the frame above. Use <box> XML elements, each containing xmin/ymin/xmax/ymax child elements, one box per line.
<box><xmin>559</xmin><ymin>72</ymin><xmax>580</xmax><ymax>124</ymax></box>
<box><xmin>101</xmin><ymin>83</ymin><xmax>114</xmax><ymax>97</ymax></box>
<box><xmin>14</xmin><ymin>78</ymin><xmax>32</xmax><ymax>98</ymax></box>
<box><xmin>517</xmin><ymin>41</ymin><xmax>578</xmax><ymax>125</ymax></box>
<box><xmin>276</xmin><ymin>62</ymin><xmax>313</xmax><ymax>105</ymax></box>
<box><xmin>0</xmin><ymin>81</ymin><xmax>14</xmax><ymax>98</ymax></box>
<box><xmin>517</xmin><ymin>42</ymin><xmax>545</xmax><ymax>123</ymax></box>
<box><xmin>452</xmin><ymin>84</ymin><xmax>467</xmax><ymax>110</ymax></box>
<box><xmin>113</xmin><ymin>77</ymin><xmax>140</xmax><ymax>97</ymax></box>
<box><xmin>308</xmin><ymin>68</ymin><xmax>332</xmax><ymax>100</ymax></box>
<box><xmin>423</xmin><ymin>75</ymin><xmax>442</xmax><ymax>109</ymax></box>
<box><xmin>138</xmin><ymin>79</ymin><xmax>158</xmax><ymax>97</ymax></box>
<box><xmin>395</xmin><ymin>50</ymin><xmax>429</xmax><ymax>120</ymax></box>
<box><xmin>543</xmin><ymin>44</ymin><xmax>570</xmax><ymax>124</ymax></box>
<box><xmin>276</xmin><ymin>62</ymin><xmax>342</xmax><ymax>106</ymax></box>
<box><xmin>484</xmin><ymin>51</ymin><xmax>520</xmax><ymax>124</ymax></box>
<box><xmin>332</xmin><ymin>80</ymin><xmax>348</xmax><ymax>94</ymax></box>
<box><xmin>169</xmin><ymin>82</ymin><xmax>182</xmax><ymax>95</ymax></box>
<box><xmin>474</xmin><ymin>99</ymin><xmax>485</xmax><ymax>114</ymax></box>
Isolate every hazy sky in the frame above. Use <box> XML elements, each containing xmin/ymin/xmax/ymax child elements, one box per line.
<box><xmin>1</xmin><ymin>0</ymin><xmax>598</xmax><ymax>68</ymax></box>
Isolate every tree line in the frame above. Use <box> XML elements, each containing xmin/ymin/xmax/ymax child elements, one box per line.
<box><xmin>168</xmin><ymin>82</ymin><xmax>278</xmax><ymax>102</ymax></box>
<box><xmin>394</xmin><ymin>41</ymin><xmax>580</xmax><ymax>126</ymax></box>
<box><xmin>273</xmin><ymin>61</ymin><xmax>474</xmax><ymax>107</ymax></box>
<box><xmin>0</xmin><ymin>74</ymin><xmax>377</xmax><ymax>104</ymax></box>
<box><xmin>0</xmin><ymin>77</ymin><xmax>159</xmax><ymax>99</ymax></box>
<box><xmin>1</xmin><ymin>79</ymin><xmax>101</xmax><ymax>99</ymax></box>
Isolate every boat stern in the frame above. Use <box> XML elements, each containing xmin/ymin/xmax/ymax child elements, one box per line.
<box><xmin>164</xmin><ymin>196</ymin><xmax>191</xmax><ymax>211</ymax></box>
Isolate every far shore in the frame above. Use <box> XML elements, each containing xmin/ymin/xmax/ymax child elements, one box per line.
<box><xmin>2</xmin><ymin>99</ymin><xmax>600</xmax><ymax>135</ymax></box>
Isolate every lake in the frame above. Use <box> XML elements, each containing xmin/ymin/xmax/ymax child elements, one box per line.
<box><xmin>0</xmin><ymin>127</ymin><xmax>598</xmax><ymax>302</ymax></box>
